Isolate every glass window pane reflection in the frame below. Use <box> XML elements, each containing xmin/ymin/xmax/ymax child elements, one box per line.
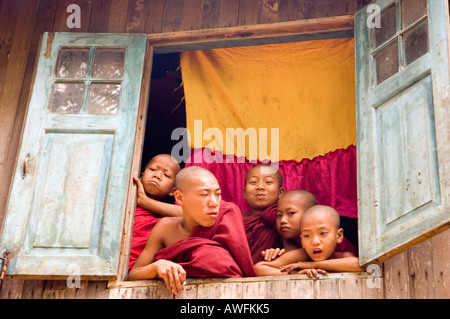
<box><xmin>92</xmin><ymin>49</ymin><xmax>125</xmax><ymax>79</ymax></box>
<box><xmin>87</xmin><ymin>83</ymin><xmax>121</xmax><ymax>115</ymax></box>
<box><xmin>49</xmin><ymin>83</ymin><xmax>85</xmax><ymax>113</ymax></box>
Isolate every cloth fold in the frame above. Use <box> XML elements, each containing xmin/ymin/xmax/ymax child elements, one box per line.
<box><xmin>244</xmin><ymin>204</ymin><xmax>283</xmax><ymax>264</ymax></box>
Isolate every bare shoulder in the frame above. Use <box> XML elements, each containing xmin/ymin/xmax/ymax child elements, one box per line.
<box><xmin>153</xmin><ymin>216</ymin><xmax>183</xmax><ymax>232</ymax></box>
<box><xmin>151</xmin><ymin>216</ymin><xmax>185</xmax><ymax>248</ymax></box>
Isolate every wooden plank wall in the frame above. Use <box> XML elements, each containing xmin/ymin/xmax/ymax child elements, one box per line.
<box><xmin>383</xmin><ymin>229</ymin><xmax>449</xmax><ymax>299</ymax></box>
<box><xmin>0</xmin><ymin>0</ymin><xmax>448</xmax><ymax>299</ymax></box>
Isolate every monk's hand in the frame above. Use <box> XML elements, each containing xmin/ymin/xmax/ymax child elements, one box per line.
<box><xmin>279</xmin><ymin>262</ymin><xmax>305</xmax><ymax>274</ymax></box>
<box><xmin>261</xmin><ymin>248</ymin><xmax>285</xmax><ymax>261</ymax></box>
<box><xmin>132</xmin><ymin>175</ymin><xmax>148</xmax><ymax>208</ymax></box>
<box><xmin>298</xmin><ymin>268</ymin><xmax>327</xmax><ymax>279</ymax></box>
<box><xmin>154</xmin><ymin>260</ymin><xmax>187</xmax><ymax>295</ymax></box>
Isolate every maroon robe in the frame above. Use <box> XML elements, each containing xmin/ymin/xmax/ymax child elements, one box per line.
<box><xmin>244</xmin><ymin>204</ymin><xmax>283</xmax><ymax>264</ymax></box>
<box><xmin>128</xmin><ymin>206</ymin><xmax>162</xmax><ymax>271</ymax></box>
<box><xmin>154</xmin><ymin>200</ymin><xmax>256</xmax><ymax>278</ymax></box>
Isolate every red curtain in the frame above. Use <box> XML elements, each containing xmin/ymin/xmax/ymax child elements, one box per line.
<box><xmin>185</xmin><ymin>145</ymin><xmax>357</xmax><ymax>218</ymax></box>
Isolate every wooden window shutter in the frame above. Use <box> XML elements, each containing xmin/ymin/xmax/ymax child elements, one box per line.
<box><xmin>355</xmin><ymin>0</ymin><xmax>450</xmax><ymax>266</ymax></box>
<box><xmin>0</xmin><ymin>33</ymin><xmax>147</xmax><ymax>278</ymax></box>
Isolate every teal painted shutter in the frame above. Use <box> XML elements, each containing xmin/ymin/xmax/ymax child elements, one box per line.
<box><xmin>355</xmin><ymin>0</ymin><xmax>450</xmax><ymax>265</ymax></box>
<box><xmin>0</xmin><ymin>33</ymin><xmax>146</xmax><ymax>278</ymax></box>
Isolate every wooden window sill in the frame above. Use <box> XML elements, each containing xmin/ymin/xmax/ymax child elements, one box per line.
<box><xmin>108</xmin><ymin>272</ymin><xmax>383</xmax><ymax>299</ymax></box>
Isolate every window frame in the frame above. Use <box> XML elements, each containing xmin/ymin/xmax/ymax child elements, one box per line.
<box><xmin>113</xmin><ymin>15</ymin><xmax>360</xmax><ymax>284</ymax></box>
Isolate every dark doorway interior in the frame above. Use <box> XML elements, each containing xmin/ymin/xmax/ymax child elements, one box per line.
<box><xmin>141</xmin><ymin>52</ymin><xmax>186</xmax><ymax>172</ymax></box>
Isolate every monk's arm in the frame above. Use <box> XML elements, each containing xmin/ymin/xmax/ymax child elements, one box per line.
<box><xmin>280</xmin><ymin>252</ymin><xmax>364</xmax><ymax>274</ymax></box>
<box><xmin>127</xmin><ymin>219</ymin><xmax>186</xmax><ymax>295</ymax></box>
<box><xmin>254</xmin><ymin>248</ymin><xmax>310</xmax><ymax>276</ymax></box>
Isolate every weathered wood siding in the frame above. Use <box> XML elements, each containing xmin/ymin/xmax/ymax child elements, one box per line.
<box><xmin>0</xmin><ymin>0</ymin><xmax>448</xmax><ymax>299</ymax></box>
<box><xmin>383</xmin><ymin>228</ymin><xmax>449</xmax><ymax>299</ymax></box>
<box><xmin>2</xmin><ymin>273</ymin><xmax>384</xmax><ymax>299</ymax></box>
<box><xmin>107</xmin><ymin>273</ymin><xmax>383</xmax><ymax>299</ymax></box>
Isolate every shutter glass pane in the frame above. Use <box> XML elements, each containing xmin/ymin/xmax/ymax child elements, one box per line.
<box><xmin>49</xmin><ymin>82</ymin><xmax>85</xmax><ymax>113</ymax></box>
<box><xmin>51</xmin><ymin>47</ymin><xmax>127</xmax><ymax>114</ymax></box>
<box><xmin>375</xmin><ymin>5</ymin><xmax>397</xmax><ymax>47</ymax></box>
<box><xmin>375</xmin><ymin>41</ymin><xmax>399</xmax><ymax>84</ymax></box>
<box><xmin>404</xmin><ymin>20</ymin><xmax>429</xmax><ymax>66</ymax></box>
<box><xmin>87</xmin><ymin>83</ymin><xmax>121</xmax><ymax>114</ymax></box>
<box><xmin>402</xmin><ymin>0</ymin><xmax>427</xmax><ymax>28</ymax></box>
<box><xmin>93</xmin><ymin>49</ymin><xmax>126</xmax><ymax>79</ymax></box>
<box><xmin>56</xmin><ymin>48</ymin><xmax>89</xmax><ymax>79</ymax></box>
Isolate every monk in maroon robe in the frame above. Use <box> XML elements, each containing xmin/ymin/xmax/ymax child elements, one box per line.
<box><xmin>155</xmin><ymin>200</ymin><xmax>255</xmax><ymax>278</ymax></box>
<box><xmin>128</xmin><ymin>206</ymin><xmax>162</xmax><ymax>271</ymax></box>
<box><xmin>128</xmin><ymin>166</ymin><xmax>255</xmax><ymax>295</ymax></box>
<box><xmin>128</xmin><ymin>154</ymin><xmax>181</xmax><ymax>271</ymax></box>
<box><xmin>242</xmin><ymin>164</ymin><xmax>285</xmax><ymax>263</ymax></box>
<box><xmin>242</xmin><ymin>165</ymin><xmax>357</xmax><ymax>264</ymax></box>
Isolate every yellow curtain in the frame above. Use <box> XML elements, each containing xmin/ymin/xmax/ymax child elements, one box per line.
<box><xmin>181</xmin><ymin>38</ymin><xmax>356</xmax><ymax>162</ymax></box>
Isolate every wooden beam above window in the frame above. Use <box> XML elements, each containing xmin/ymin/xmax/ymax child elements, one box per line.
<box><xmin>148</xmin><ymin>15</ymin><xmax>355</xmax><ymax>53</ymax></box>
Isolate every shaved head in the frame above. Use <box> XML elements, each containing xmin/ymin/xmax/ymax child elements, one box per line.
<box><xmin>145</xmin><ymin>154</ymin><xmax>180</xmax><ymax>170</ymax></box>
<box><xmin>280</xmin><ymin>189</ymin><xmax>317</xmax><ymax>210</ymax></box>
<box><xmin>245</xmin><ymin>164</ymin><xmax>283</xmax><ymax>187</ymax></box>
<box><xmin>299</xmin><ymin>205</ymin><xmax>344</xmax><ymax>262</ymax></box>
<box><xmin>301</xmin><ymin>205</ymin><xmax>340</xmax><ymax>230</ymax></box>
<box><xmin>175</xmin><ymin>166</ymin><xmax>218</xmax><ymax>192</ymax></box>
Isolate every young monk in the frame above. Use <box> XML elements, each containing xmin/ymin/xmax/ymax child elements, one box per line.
<box><xmin>261</xmin><ymin>190</ymin><xmax>358</xmax><ymax>262</ymax></box>
<box><xmin>128</xmin><ymin>154</ymin><xmax>181</xmax><ymax>271</ymax></box>
<box><xmin>261</xmin><ymin>189</ymin><xmax>317</xmax><ymax>261</ymax></box>
<box><xmin>242</xmin><ymin>163</ymin><xmax>285</xmax><ymax>263</ymax></box>
<box><xmin>254</xmin><ymin>205</ymin><xmax>363</xmax><ymax>278</ymax></box>
<box><xmin>128</xmin><ymin>166</ymin><xmax>256</xmax><ymax>294</ymax></box>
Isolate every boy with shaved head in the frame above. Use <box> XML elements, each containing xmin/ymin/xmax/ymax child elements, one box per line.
<box><xmin>254</xmin><ymin>205</ymin><xmax>363</xmax><ymax>278</ymax></box>
<box><xmin>128</xmin><ymin>154</ymin><xmax>181</xmax><ymax>271</ymax></box>
<box><xmin>260</xmin><ymin>189</ymin><xmax>317</xmax><ymax>261</ymax></box>
<box><xmin>243</xmin><ymin>163</ymin><xmax>285</xmax><ymax>263</ymax></box>
<box><xmin>128</xmin><ymin>166</ymin><xmax>255</xmax><ymax>294</ymax></box>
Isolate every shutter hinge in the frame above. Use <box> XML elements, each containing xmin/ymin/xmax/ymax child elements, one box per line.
<box><xmin>0</xmin><ymin>250</ymin><xmax>10</xmax><ymax>279</ymax></box>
